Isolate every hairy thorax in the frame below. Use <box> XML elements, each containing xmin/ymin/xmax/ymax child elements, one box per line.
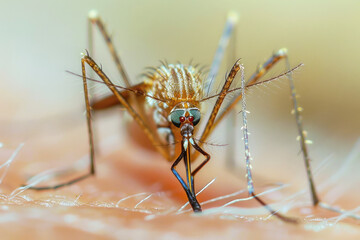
<box><xmin>144</xmin><ymin>64</ymin><xmax>204</xmax><ymax>114</ymax></box>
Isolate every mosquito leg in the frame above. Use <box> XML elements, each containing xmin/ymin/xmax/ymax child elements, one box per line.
<box><xmin>225</xmin><ymin>14</ymin><xmax>238</xmax><ymax>170</ymax></box>
<box><xmin>172</xmin><ymin>142</ymin><xmax>202</xmax><ymax>212</ymax></box>
<box><xmin>26</xmin><ymin>174</ymin><xmax>93</xmax><ymax>190</ymax></box>
<box><xmin>239</xmin><ymin>64</ymin><xmax>298</xmax><ymax>223</ymax></box>
<box><xmin>88</xmin><ymin>10</ymin><xmax>131</xmax><ymax>87</ymax></box>
<box><xmin>199</xmin><ymin>48</ymin><xmax>292</xmax><ymax>145</ymax></box>
<box><xmin>26</xmin><ymin>51</ymin><xmax>169</xmax><ymax>190</ymax></box>
<box><xmin>186</xmin><ymin>139</ymin><xmax>210</xmax><ymax>196</ymax></box>
<box><xmin>183</xmin><ymin>142</ymin><xmax>195</xmax><ymax>196</ymax></box>
<box><xmin>81</xmin><ymin>53</ymin><xmax>169</xmax><ymax>159</ymax></box>
<box><xmin>239</xmin><ymin>64</ymin><xmax>254</xmax><ymax>195</ymax></box>
<box><xmin>200</xmin><ymin>59</ymin><xmax>242</xmax><ymax>144</ymax></box>
<box><xmin>178</xmin><ymin>138</ymin><xmax>211</xmax><ymax>211</ymax></box>
<box><xmin>27</xmin><ymin>53</ymin><xmax>97</xmax><ymax>190</ymax></box>
<box><xmin>88</xmin><ymin>10</ymin><xmax>150</xmax><ymax>131</ymax></box>
<box><xmin>201</xmin><ymin>48</ymin><xmax>320</xmax><ymax>206</ymax></box>
<box><xmin>225</xmin><ymin>113</ymin><xmax>237</xmax><ymax>170</ymax></box>
<box><xmin>190</xmin><ymin>139</ymin><xmax>210</xmax><ymax>177</ymax></box>
<box><xmin>205</xmin><ymin>11</ymin><xmax>238</xmax><ymax>95</ymax></box>
<box><xmin>285</xmin><ymin>55</ymin><xmax>360</xmax><ymax>219</ymax></box>
<box><xmin>190</xmin><ymin>58</ymin><xmax>242</xmax><ymax>162</ymax></box>
<box><xmin>284</xmin><ymin>55</ymin><xmax>320</xmax><ymax>206</ymax></box>
<box><xmin>209</xmin><ymin>48</ymin><xmax>290</xmax><ymax>136</ymax></box>
<box><xmin>250</xmin><ymin>193</ymin><xmax>298</xmax><ymax>223</ymax></box>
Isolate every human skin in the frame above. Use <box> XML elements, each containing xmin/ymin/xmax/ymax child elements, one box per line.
<box><xmin>0</xmin><ymin>118</ymin><xmax>359</xmax><ymax>240</ymax></box>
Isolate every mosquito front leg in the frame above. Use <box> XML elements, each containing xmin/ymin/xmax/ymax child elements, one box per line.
<box><xmin>199</xmin><ymin>49</ymin><xmax>295</xmax><ymax>145</ymax></box>
<box><xmin>173</xmin><ymin>138</ymin><xmax>211</xmax><ymax>212</ymax></box>
<box><xmin>210</xmin><ymin>48</ymin><xmax>290</xmax><ymax>134</ymax></box>
<box><xmin>199</xmin><ymin>58</ymin><xmax>242</xmax><ymax>143</ymax></box>
<box><xmin>172</xmin><ymin>141</ymin><xmax>202</xmax><ymax>212</ymax></box>
<box><xmin>81</xmin><ymin>53</ymin><xmax>169</xmax><ymax>159</ymax></box>
<box><xmin>190</xmin><ymin>139</ymin><xmax>210</xmax><ymax>177</ymax></box>
<box><xmin>185</xmin><ymin>139</ymin><xmax>211</xmax><ymax>197</ymax></box>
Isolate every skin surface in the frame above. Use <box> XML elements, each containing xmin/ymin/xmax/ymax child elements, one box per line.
<box><xmin>0</xmin><ymin>117</ymin><xmax>359</xmax><ymax>239</ymax></box>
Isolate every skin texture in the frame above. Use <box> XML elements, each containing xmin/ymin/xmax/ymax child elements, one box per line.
<box><xmin>0</xmin><ymin>116</ymin><xmax>359</xmax><ymax>239</ymax></box>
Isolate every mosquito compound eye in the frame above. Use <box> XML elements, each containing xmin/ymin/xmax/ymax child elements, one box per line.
<box><xmin>169</xmin><ymin>109</ymin><xmax>186</xmax><ymax>128</ymax></box>
<box><xmin>188</xmin><ymin>109</ymin><xmax>201</xmax><ymax>126</ymax></box>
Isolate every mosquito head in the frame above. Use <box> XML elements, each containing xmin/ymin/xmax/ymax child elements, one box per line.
<box><xmin>168</xmin><ymin>102</ymin><xmax>201</xmax><ymax>138</ymax></box>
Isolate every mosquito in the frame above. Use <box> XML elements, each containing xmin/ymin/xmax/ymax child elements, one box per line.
<box><xmin>26</xmin><ymin>11</ymin><xmax>319</xmax><ymax>221</ymax></box>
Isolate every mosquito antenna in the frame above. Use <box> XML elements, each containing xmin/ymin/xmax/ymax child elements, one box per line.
<box><xmin>66</xmin><ymin>70</ymin><xmax>167</xmax><ymax>103</ymax></box>
<box><xmin>193</xmin><ymin>138</ymin><xmax>228</xmax><ymax>147</ymax></box>
<box><xmin>152</xmin><ymin>140</ymin><xmax>181</xmax><ymax>147</ymax></box>
<box><xmin>199</xmin><ymin>63</ymin><xmax>303</xmax><ymax>102</ymax></box>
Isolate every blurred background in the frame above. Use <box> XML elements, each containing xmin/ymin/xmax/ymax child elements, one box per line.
<box><xmin>0</xmin><ymin>0</ymin><xmax>359</xmax><ymax>238</ymax></box>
